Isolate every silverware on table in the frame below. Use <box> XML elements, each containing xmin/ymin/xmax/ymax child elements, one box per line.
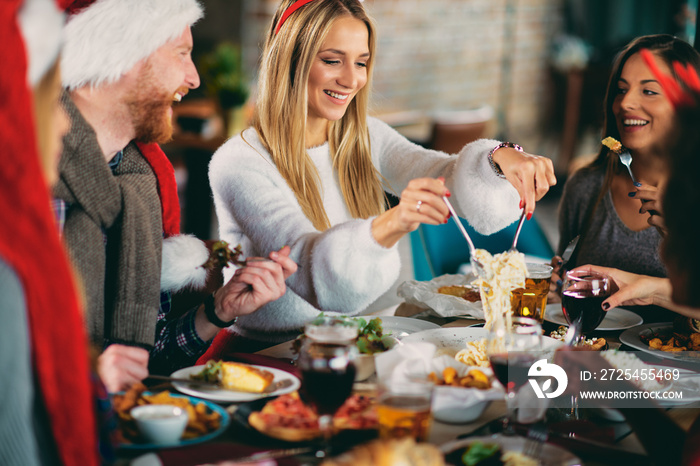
<box><xmin>145</xmin><ymin>375</ymin><xmax>292</xmax><ymax>393</ymax></box>
<box><xmin>523</xmin><ymin>421</ymin><xmax>548</xmax><ymax>460</ymax></box>
<box><xmin>228</xmin><ymin>447</ymin><xmax>314</xmax><ymax>464</ymax></box>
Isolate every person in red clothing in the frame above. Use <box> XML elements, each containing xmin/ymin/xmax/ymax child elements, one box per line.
<box><xmin>0</xmin><ymin>0</ymin><xmax>98</xmax><ymax>464</ymax></box>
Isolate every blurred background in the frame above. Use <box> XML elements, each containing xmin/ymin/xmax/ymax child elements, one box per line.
<box><xmin>166</xmin><ymin>0</ymin><xmax>698</xmax><ymax>292</ymax></box>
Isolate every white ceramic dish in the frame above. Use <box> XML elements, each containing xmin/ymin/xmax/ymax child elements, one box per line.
<box><xmin>170</xmin><ymin>364</ymin><xmax>300</xmax><ymax>402</ymax></box>
<box><xmin>378</xmin><ymin>315</ymin><xmax>441</xmax><ymax>337</ymax></box>
<box><xmin>441</xmin><ymin>435</ymin><xmax>582</xmax><ymax>465</ymax></box>
<box><xmin>619</xmin><ymin>323</ymin><xmax>700</xmax><ymax>365</ymax></box>
<box><xmin>545</xmin><ymin>303</ymin><xmax>643</xmax><ymax>331</ymax></box>
<box><xmin>401</xmin><ymin>327</ymin><xmax>562</xmax><ymax>358</ymax></box>
<box><xmin>131</xmin><ymin>405</ymin><xmax>188</xmax><ymax>445</ymax></box>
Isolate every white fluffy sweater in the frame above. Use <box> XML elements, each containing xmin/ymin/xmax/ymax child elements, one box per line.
<box><xmin>209</xmin><ymin>117</ymin><xmax>520</xmax><ymax>342</ymax></box>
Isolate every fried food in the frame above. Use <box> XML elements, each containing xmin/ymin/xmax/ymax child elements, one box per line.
<box><xmin>428</xmin><ymin>367</ymin><xmax>492</xmax><ymax>389</ymax></box>
<box><xmin>112</xmin><ymin>383</ymin><xmax>222</xmax><ymax>443</ymax></box>
<box><xmin>602</xmin><ymin>136</ymin><xmax>623</xmax><ymax>153</ymax></box>
<box><xmin>437</xmin><ymin>285</ymin><xmax>481</xmax><ymax>302</ymax></box>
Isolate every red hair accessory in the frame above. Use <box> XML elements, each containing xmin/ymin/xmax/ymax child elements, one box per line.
<box><xmin>640</xmin><ymin>48</ymin><xmax>700</xmax><ymax>108</ymax></box>
<box><xmin>275</xmin><ymin>0</ymin><xmax>317</xmax><ymax>35</ymax></box>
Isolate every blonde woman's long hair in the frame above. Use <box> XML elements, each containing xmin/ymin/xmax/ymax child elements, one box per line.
<box><xmin>253</xmin><ymin>0</ymin><xmax>384</xmax><ymax>231</ymax></box>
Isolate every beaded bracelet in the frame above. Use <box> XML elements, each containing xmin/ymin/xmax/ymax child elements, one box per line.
<box><xmin>488</xmin><ymin>142</ymin><xmax>523</xmax><ymax>178</ymax></box>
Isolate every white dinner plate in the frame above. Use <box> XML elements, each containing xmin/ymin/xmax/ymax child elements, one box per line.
<box><xmin>619</xmin><ymin>322</ymin><xmax>700</xmax><ymax>366</ymax></box>
<box><xmin>170</xmin><ymin>364</ymin><xmax>300</xmax><ymax>403</ymax></box>
<box><xmin>401</xmin><ymin>327</ymin><xmax>562</xmax><ymax>358</ymax></box>
<box><xmin>545</xmin><ymin>303</ymin><xmax>643</xmax><ymax>331</ymax></box>
<box><xmin>441</xmin><ymin>434</ymin><xmax>581</xmax><ymax>465</ymax></box>
<box><xmin>377</xmin><ymin>315</ymin><xmax>440</xmax><ymax>337</ymax></box>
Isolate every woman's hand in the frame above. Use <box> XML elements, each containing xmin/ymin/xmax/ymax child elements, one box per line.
<box><xmin>98</xmin><ymin>344</ymin><xmax>150</xmax><ymax>393</ymax></box>
<box><xmin>547</xmin><ymin>255</ymin><xmax>564</xmax><ymax>303</ymax></box>
<box><xmin>491</xmin><ymin>147</ymin><xmax>557</xmax><ymax>215</ymax></box>
<box><xmin>568</xmin><ymin>264</ymin><xmax>672</xmax><ymax>309</ymax></box>
<box><xmin>634</xmin><ymin>183</ymin><xmax>667</xmax><ymax>235</ymax></box>
<box><xmin>371</xmin><ymin>177</ymin><xmax>449</xmax><ymax>248</ymax></box>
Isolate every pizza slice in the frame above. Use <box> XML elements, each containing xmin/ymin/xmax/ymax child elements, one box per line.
<box><xmin>248</xmin><ymin>392</ymin><xmax>377</xmax><ymax>442</ymax></box>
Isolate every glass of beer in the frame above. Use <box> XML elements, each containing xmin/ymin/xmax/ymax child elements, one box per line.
<box><xmin>377</xmin><ymin>380</ymin><xmax>433</xmax><ymax>442</ymax></box>
<box><xmin>510</xmin><ymin>263</ymin><xmax>553</xmax><ymax>322</ymax></box>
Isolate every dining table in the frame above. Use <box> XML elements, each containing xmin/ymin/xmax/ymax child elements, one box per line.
<box><xmin>118</xmin><ymin>301</ymin><xmax>700</xmax><ymax>466</ymax></box>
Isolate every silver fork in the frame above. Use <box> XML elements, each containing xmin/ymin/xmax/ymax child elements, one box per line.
<box><xmin>442</xmin><ymin>196</ymin><xmax>490</xmax><ymax>278</ymax></box>
<box><xmin>618</xmin><ymin>150</ymin><xmax>638</xmax><ymax>185</ymax></box>
<box><xmin>523</xmin><ymin>422</ymin><xmax>548</xmax><ymax>460</ymax></box>
<box><xmin>509</xmin><ymin>209</ymin><xmax>527</xmax><ymax>252</ymax></box>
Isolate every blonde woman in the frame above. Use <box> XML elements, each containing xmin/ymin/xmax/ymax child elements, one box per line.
<box><xmin>207</xmin><ymin>0</ymin><xmax>556</xmax><ymax>349</ymax></box>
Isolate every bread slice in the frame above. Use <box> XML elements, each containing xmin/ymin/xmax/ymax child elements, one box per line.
<box><xmin>220</xmin><ymin>362</ymin><xmax>274</xmax><ymax>393</ymax></box>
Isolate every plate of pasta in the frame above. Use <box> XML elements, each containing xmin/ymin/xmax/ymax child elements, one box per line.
<box><xmin>402</xmin><ymin>327</ymin><xmax>562</xmax><ymax>367</ymax></box>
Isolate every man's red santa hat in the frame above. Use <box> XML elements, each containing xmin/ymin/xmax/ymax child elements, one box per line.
<box><xmin>61</xmin><ymin>0</ymin><xmax>203</xmax><ymax>90</ymax></box>
<box><xmin>61</xmin><ymin>0</ymin><xmax>213</xmax><ymax>293</ymax></box>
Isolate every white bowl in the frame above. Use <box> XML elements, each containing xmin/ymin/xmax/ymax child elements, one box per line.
<box><xmin>354</xmin><ymin>336</ymin><xmax>399</xmax><ymax>381</ymax></box>
<box><xmin>432</xmin><ymin>386</ymin><xmax>491</xmax><ymax>424</ymax></box>
<box><xmin>131</xmin><ymin>404</ymin><xmax>188</xmax><ymax>445</ymax></box>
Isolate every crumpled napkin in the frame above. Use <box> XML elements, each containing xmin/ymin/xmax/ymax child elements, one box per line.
<box><xmin>375</xmin><ymin>342</ymin><xmax>549</xmax><ymax>424</ymax></box>
<box><xmin>397</xmin><ymin>274</ymin><xmax>483</xmax><ymax>318</ymax></box>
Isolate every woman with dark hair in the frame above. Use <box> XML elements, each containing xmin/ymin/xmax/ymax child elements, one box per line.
<box><xmin>557</xmin><ymin>49</ymin><xmax>700</xmax><ymax>466</ymax></box>
<box><xmin>556</xmin><ymin>34</ymin><xmax>700</xmax><ymax>282</ymax></box>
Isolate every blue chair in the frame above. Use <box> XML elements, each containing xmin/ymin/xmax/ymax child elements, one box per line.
<box><xmin>410</xmin><ymin>213</ymin><xmax>554</xmax><ymax>281</ymax></box>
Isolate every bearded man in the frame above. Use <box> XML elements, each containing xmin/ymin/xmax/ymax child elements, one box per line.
<box><xmin>54</xmin><ymin>0</ymin><xmax>296</xmax><ymax>392</ymax></box>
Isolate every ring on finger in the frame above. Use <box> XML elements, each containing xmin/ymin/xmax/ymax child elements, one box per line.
<box><xmin>416</xmin><ymin>200</ymin><xmax>423</xmax><ymax>213</ymax></box>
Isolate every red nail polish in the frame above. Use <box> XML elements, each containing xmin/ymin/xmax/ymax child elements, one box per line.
<box><xmin>526</xmin><ymin>212</ymin><xmax>532</xmax><ymax>220</ymax></box>
<box><xmin>446</xmin><ymin>190</ymin><xmax>451</xmax><ymax>197</ymax></box>
<box><xmin>444</xmin><ymin>218</ymin><xmax>448</xmax><ymax>224</ymax></box>
<box><xmin>519</xmin><ymin>200</ymin><xmax>523</xmax><ymax>209</ymax></box>
<box><xmin>438</xmin><ymin>176</ymin><xmax>445</xmax><ymax>183</ymax></box>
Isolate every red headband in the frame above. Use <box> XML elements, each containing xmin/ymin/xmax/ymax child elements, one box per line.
<box><xmin>640</xmin><ymin>48</ymin><xmax>700</xmax><ymax>108</ymax></box>
<box><xmin>275</xmin><ymin>0</ymin><xmax>317</xmax><ymax>34</ymax></box>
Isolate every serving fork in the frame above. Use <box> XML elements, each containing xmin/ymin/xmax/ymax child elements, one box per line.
<box><xmin>508</xmin><ymin>209</ymin><xmax>527</xmax><ymax>252</ymax></box>
<box><xmin>442</xmin><ymin>196</ymin><xmax>489</xmax><ymax>278</ymax></box>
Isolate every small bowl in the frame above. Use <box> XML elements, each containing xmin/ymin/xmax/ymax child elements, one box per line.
<box><xmin>354</xmin><ymin>336</ymin><xmax>399</xmax><ymax>381</ymax></box>
<box><xmin>432</xmin><ymin>386</ymin><xmax>491</xmax><ymax>424</ymax></box>
<box><xmin>131</xmin><ymin>404</ymin><xmax>188</xmax><ymax>445</ymax></box>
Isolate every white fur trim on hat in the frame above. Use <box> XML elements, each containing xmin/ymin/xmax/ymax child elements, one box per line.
<box><xmin>18</xmin><ymin>0</ymin><xmax>65</xmax><ymax>86</ymax></box>
<box><xmin>161</xmin><ymin>234</ymin><xmax>209</xmax><ymax>293</ymax></box>
<box><xmin>61</xmin><ymin>0</ymin><xmax>203</xmax><ymax>90</ymax></box>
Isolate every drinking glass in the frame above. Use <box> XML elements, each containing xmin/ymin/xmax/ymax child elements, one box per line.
<box><xmin>560</xmin><ymin>270</ymin><xmax>614</xmax><ymax>419</ymax></box>
<box><xmin>510</xmin><ymin>263</ymin><xmax>553</xmax><ymax>322</ymax></box>
<box><xmin>297</xmin><ymin>316</ymin><xmax>358</xmax><ymax>458</ymax></box>
<box><xmin>377</xmin><ymin>379</ymin><xmax>433</xmax><ymax>442</ymax></box>
<box><xmin>561</xmin><ymin>270</ymin><xmax>614</xmax><ymax>346</ymax></box>
<box><xmin>486</xmin><ymin>317</ymin><xmax>542</xmax><ymax>435</ymax></box>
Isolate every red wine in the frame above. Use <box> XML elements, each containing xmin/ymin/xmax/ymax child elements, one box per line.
<box><xmin>301</xmin><ymin>364</ymin><xmax>356</xmax><ymax>415</ymax></box>
<box><xmin>489</xmin><ymin>354</ymin><xmax>537</xmax><ymax>391</ymax></box>
<box><xmin>562</xmin><ymin>290</ymin><xmax>608</xmax><ymax>334</ymax></box>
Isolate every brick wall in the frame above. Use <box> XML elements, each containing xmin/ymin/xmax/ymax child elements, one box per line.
<box><xmin>242</xmin><ymin>0</ymin><xmax>564</xmax><ymax>146</ymax></box>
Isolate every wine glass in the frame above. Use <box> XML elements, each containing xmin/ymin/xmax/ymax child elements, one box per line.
<box><xmin>297</xmin><ymin>316</ymin><xmax>358</xmax><ymax>458</ymax></box>
<box><xmin>561</xmin><ymin>270</ymin><xmax>615</xmax><ymax>346</ymax></box>
<box><xmin>486</xmin><ymin>317</ymin><xmax>542</xmax><ymax>435</ymax></box>
<box><xmin>560</xmin><ymin>270</ymin><xmax>614</xmax><ymax>419</ymax></box>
